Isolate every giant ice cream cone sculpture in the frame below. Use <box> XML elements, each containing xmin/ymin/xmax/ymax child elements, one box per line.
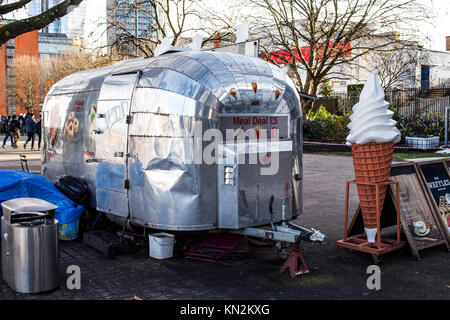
<box><xmin>346</xmin><ymin>73</ymin><xmax>401</xmax><ymax>243</ymax></box>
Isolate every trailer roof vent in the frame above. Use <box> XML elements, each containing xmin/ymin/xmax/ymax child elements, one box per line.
<box><xmin>154</xmin><ymin>37</ymin><xmax>191</xmax><ymax>57</ymax></box>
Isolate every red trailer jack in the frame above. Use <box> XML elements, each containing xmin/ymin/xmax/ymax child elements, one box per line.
<box><xmin>280</xmin><ymin>242</ymin><xmax>310</xmax><ymax>278</ymax></box>
<box><xmin>234</xmin><ymin>194</ymin><xmax>323</xmax><ymax>278</ymax></box>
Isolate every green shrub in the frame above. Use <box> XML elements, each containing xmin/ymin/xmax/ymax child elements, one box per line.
<box><xmin>424</xmin><ymin>121</ymin><xmax>445</xmax><ymax>140</ymax></box>
<box><xmin>399</xmin><ymin>124</ymin><xmax>414</xmax><ymax>139</ymax></box>
<box><xmin>304</xmin><ymin>105</ymin><xmax>351</xmax><ymax>141</ymax></box>
<box><xmin>393</xmin><ymin>111</ymin><xmax>445</xmax><ymax>141</ymax></box>
<box><xmin>303</xmin><ymin>119</ymin><xmax>325</xmax><ymax>140</ymax></box>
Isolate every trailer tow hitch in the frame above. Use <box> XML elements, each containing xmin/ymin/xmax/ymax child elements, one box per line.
<box><xmin>234</xmin><ymin>196</ymin><xmax>325</xmax><ymax>278</ymax></box>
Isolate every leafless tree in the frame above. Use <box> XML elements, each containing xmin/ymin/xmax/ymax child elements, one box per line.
<box><xmin>191</xmin><ymin>1</ymin><xmax>246</xmax><ymax>48</ymax></box>
<box><xmin>247</xmin><ymin>0</ymin><xmax>431</xmax><ymax>115</ymax></box>
<box><xmin>365</xmin><ymin>44</ymin><xmax>431</xmax><ymax>90</ymax></box>
<box><xmin>14</xmin><ymin>50</ymin><xmax>120</xmax><ymax>113</ymax></box>
<box><xmin>14</xmin><ymin>55</ymin><xmax>40</xmax><ymax>114</ymax></box>
<box><xmin>105</xmin><ymin>0</ymin><xmax>200</xmax><ymax>57</ymax></box>
<box><xmin>40</xmin><ymin>49</ymin><xmax>128</xmax><ymax>99</ymax></box>
<box><xmin>0</xmin><ymin>0</ymin><xmax>84</xmax><ymax>45</ymax></box>
<box><xmin>104</xmin><ymin>0</ymin><xmax>245</xmax><ymax>57</ymax></box>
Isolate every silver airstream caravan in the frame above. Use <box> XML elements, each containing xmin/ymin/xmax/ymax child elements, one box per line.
<box><xmin>42</xmin><ymin>50</ymin><xmax>323</xmax><ymax>244</ymax></box>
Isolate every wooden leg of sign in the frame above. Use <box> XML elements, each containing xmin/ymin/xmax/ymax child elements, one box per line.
<box><xmin>395</xmin><ymin>182</ymin><xmax>401</xmax><ymax>244</ymax></box>
<box><xmin>372</xmin><ymin>254</ymin><xmax>381</xmax><ymax>265</ymax></box>
<box><xmin>390</xmin><ymin>185</ymin><xmax>422</xmax><ymax>260</ymax></box>
<box><xmin>376</xmin><ymin>184</ymin><xmax>381</xmax><ymax>250</ymax></box>
<box><xmin>344</xmin><ymin>181</ymin><xmax>350</xmax><ymax>242</ymax></box>
<box><xmin>399</xmin><ymin>216</ymin><xmax>422</xmax><ymax>261</ymax></box>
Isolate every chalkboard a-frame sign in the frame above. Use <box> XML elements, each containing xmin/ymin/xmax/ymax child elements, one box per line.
<box><xmin>391</xmin><ymin>162</ymin><xmax>449</xmax><ymax>259</ymax></box>
<box><xmin>416</xmin><ymin>160</ymin><xmax>450</xmax><ymax>244</ymax></box>
<box><xmin>347</xmin><ymin>162</ymin><xmax>449</xmax><ymax>260</ymax></box>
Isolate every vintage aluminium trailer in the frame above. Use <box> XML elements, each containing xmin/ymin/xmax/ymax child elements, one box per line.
<box><xmin>41</xmin><ymin>50</ymin><xmax>324</xmax><ymax>244</ymax></box>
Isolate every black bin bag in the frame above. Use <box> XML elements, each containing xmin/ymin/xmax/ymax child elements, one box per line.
<box><xmin>55</xmin><ymin>176</ymin><xmax>89</xmax><ymax>205</ymax></box>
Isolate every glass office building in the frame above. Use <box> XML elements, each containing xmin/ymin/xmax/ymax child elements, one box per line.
<box><xmin>28</xmin><ymin>0</ymin><xmax>89</xmax><ymax>56</ymax></box>
<box><xmin>65</xmin><ymin>2</ymin><xmax>88</xmax><ymax>40</ymax></box>
<box><xmin>27</xmin><ymin>0</ymin><xmax>154</xmax><ymax>54</ymax></box>
<box><xmin>38</xmin><ymin>33</ymin><xmax>73</xmax><ymax>59</ymax></box>
<box><xmin>28</xmin><ymin>0</ymin><xmax>66</xmax><ymax>34</ymax></box>
<box><xmin>28</xmin><ymin>0</ymin><xmax>88</xmax><ymax>37</ymax></box>
<box><xmin>112</xmin><ymin>0</ymin><xmax>154</xmax><ymax>37</ymax></box>
<box><xmin>111</xmin><ymin>0</ymin><xmax>155</xmax><ymax>54</ymax></box>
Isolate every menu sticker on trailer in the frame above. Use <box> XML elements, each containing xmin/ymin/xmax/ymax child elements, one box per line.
<box><xmin>74</xmin><ymin>100</ymin><xmax>84</xmax><ymax>112</ymax></box>
<box><xmin>417</xmin><ymin>161</ymin><xmax>450</xmax><ymax>239</ymax></box>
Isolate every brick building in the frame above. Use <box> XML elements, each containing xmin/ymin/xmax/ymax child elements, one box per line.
<box><xmin>0</xmin><ymin>22</ymin><xmax>39</xmax><ymax>116</ymax></box>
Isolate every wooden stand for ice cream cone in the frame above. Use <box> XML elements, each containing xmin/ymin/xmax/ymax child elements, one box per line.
<box><xmin>336</xmin><ymin>179</ymin><xmax>406</xmax><ymax>263</ymax></box>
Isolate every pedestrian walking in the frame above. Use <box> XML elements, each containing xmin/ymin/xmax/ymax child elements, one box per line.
<box><xmin>13</xmin><ymin>129</ymin><xmax>20</xmax><ymax>148</ymax></box>
<box><xmin>12</xmin><ymin>115</ymin><xmax>21</xmax><ymax>148</ymax></box>
<box><xmin>1</xmin><ymin>116</ymin><xmax>7</xmax><ymax>133</ymax></box>
<box><xmin>35</xmin><ymin>114</ymin><xmax>42</xmax><ymax>150</ymax></box>
<box><xmin>18</xmin><ymin>114</ymin><xmax>24</xmax><ymax>133</ymax></box>
<box><xmin>2</xmin><ymin>115</ymin><xmax>19</xmax><ymax>149</ymax></box>
<box><xmin>24</xmin><ymin>115</ymin><xmax>36</xmax><ymax>150</ymax></box>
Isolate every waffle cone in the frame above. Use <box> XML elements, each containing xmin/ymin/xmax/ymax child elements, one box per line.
<box><xmin>352</xmin><ymin>142</ymin><xmax>394</xmax><ymax>229</ymax></box>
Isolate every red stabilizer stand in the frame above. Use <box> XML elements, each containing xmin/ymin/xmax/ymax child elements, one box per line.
<box><xmin>184</xmin><ymin>232</ymin><xmax>244</xmax><ymax>262</ymax></box>
<box><xmin>280</xmin><ymin>242</ymin><xmax>310</xmax><ymax>278</ymax></box>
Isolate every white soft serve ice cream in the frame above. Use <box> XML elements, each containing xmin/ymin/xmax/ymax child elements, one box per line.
<box><xmin>346</xmin><ymin>72</ymin><xmax>401</xmax><ymax>146</ymax></box>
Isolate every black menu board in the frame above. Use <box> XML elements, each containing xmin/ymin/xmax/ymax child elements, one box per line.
<box><xmin>416</xmin><ymin>160</ymin><xmax>450</xmax><ymax>243</ymax></box>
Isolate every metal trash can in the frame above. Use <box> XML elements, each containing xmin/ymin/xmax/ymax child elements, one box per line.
<box><xmin>1</xmin><ymin>198</ymin><xmax>59</xmax><ymax>293</ymax></box>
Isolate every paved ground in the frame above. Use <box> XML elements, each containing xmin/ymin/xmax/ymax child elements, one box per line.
<box><xmin>0</xmin><ymin>135</ymin><xmax>40</xmax><ymax>171</ymax></box>
<box><xmin>0</xmin><ymin>138</ymin><xmax>449</xmax><ymax>300</ymax></box>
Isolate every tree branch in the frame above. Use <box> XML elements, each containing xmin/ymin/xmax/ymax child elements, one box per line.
<box><xmin>0</xmin><ymin>0</ymin><xmax>84</xmax><ymax>45</ymax></box>
<box><xmin>0</xmin><ymin>0</ymin><xmax>32</xmax><ymax>15</ymax></box>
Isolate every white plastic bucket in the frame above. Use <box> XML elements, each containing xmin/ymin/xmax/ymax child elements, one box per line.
<box><xmin>149</xmin><ymin>232</ymin><xmax>175</xmax><ymax>259</ymax></box>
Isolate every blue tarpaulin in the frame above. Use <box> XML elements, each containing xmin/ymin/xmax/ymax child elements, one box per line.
<box><xmin>0</xmin><ymin>170</ymin><xmax>85</xmax><ymax>224</ymax></box>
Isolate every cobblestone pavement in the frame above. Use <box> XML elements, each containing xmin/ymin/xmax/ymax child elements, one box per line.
<box><xmin>0</xmin><ymin>239</ymin><xmax>377</xmax><ymax>300</ymax></box>
<box><xmin>0</xmin><ymin>149</ymin><xmax>449</xmax><ymax>300</ymax></box>
<box><xmin>0</xmin><ymin>241</ymin><xmax>293</xmax><ymax>300</ymax></box>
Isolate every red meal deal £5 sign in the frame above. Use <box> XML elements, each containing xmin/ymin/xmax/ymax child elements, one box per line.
<box><xmin>219</xmin><ymin>115</ymin><xmax>288</xmax><ymax>139</ymax></box>
<box><xmin>232</xmin><ymin>116</ymin><xmax>279</xmax><ymax>126</ymax></box>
